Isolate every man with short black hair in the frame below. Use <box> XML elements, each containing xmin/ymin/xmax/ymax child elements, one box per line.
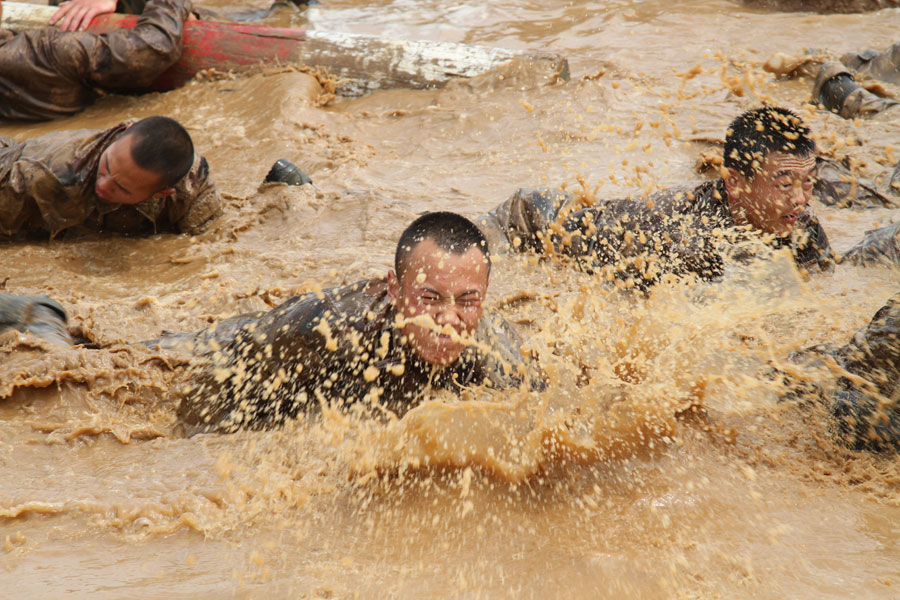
<box><xmin>0</xmin><ymin>115</ymin><xmax>220</xmax><ymax>237</ymax></box>
<box><xmin>479</xmin><ymin>106</ymin><xmax>832</xmax><ymax>287</ymax></box>
<box><xmin>150</xmin><ymin>211</ymin><xmax>540</xmax><ymax>433</ymax></box>
<box><xmin>113</xmin><ymin>116</ymin><xmax>196</xmax><ymax>193</ymax></box>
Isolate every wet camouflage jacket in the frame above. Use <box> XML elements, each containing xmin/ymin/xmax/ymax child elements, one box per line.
<box><xmin>0</xmin><ymin>121</ymin><xmax>220</xmax><ymax>236</ymax></box>
<box><xmin>0</xmin><ymin>0</ymin><xmax>189</xmax><ymax>121</ymax></box>
<box><xmin>157</xmin><ymin>278</ymin><xmax>541</xmax><ymax>433</ymax></box>
<box><xmin>790</xmin><ymin>293</ymin><xmax>900</xmax><ymax>452</ymax></box>
<box><xmin>842</xmin><ymin>221</ymin><xmax>900</xmax><ymax>267</ymax></box>
<box><xmin>478</xmin><ymin>179</ymin><xmax>833</xmax><ymax>285</ymax></box>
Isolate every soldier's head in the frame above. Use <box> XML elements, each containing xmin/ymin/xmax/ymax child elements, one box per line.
<box><xmin>95</xmin><ymin>116</ymin><xmax>195</xmax><ymax>205</ymax></box>
<box><xmin>723</xmin><ymin>106</ymin><xmax>817</xmax><ymax>238</ymax></box>
<box><xmin>388</xmin><ymin>212</ymin><xmax>492</xmax><ymax>366</ymax></box>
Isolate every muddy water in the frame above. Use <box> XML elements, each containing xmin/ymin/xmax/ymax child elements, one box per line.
<box><xmin>3</xmin><ymin>0</ymin><xmax>900</xmax><ymax>597</ymax></box>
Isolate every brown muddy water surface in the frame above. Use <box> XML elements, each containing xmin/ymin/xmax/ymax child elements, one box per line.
<box><xmin>3</xmin><ymin>0</ymin><xmax>900</xmax><ymax>598</ymax></box>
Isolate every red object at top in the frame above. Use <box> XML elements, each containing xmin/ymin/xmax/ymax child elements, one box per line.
<box><xmin>88</xmin><ymin>13</ymin><xmax>307</xmax><ymax>90</ymax></box>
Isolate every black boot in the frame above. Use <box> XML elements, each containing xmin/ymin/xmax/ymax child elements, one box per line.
<box><xmin>0</xmin><ymin>294</ymin><xmax>73</xmax><ymax>347</ymax></box>
<box><xmin>264</xmin><ymin>159</ymin><xmax>313</xmax><ymax>187</ymax></box>
<box><xmin>812</xmin><ymin>61</ymin><xmax>899</xmax><ymax>118</ymax></box>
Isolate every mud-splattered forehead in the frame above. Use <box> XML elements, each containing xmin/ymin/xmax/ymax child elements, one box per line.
<box><xmin>724</xmin><ymin>106</ymin><xmax>816</xmax><ymax>178</ymax></box>
<box><xmin>395</xmin><ymin>211</ymin><xmax>491</xmax><ymax>281</ymax></box>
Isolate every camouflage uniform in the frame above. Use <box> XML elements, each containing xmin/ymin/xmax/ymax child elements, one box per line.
<box><xmin>478</xmin><ymin>180</ymin><xmax>833</xmax><ymax>286</ymax></box>
<box><xmin>0</xmin><ymin>0</ymin><xmax>190</xmax><ymax>121</ymax></box>
<box><xmin>843</xmin><ymin>222</ymin><xmax>900</xmax><ymax>267</ymax></box>
<box><xmin>791</xmin><ymin>294</ymin><xmax>900</xmax><ymax>451</ymax></box>
<box><xmin>152</xmin><ymin>278</ymin><xmax>543</xmax><ymax>433</ymax></box>
<box><xmin>812</xmin><ymin>44</ymin><xmax>900</xmax><ymax>119</ymax></box>
<box><xmin>0</xmin><ymin>294</ymin><xmax>72</xmax><ymax>346</ymax></box>
<box><xmin>0</xmin><ymin>121</ymin><xmax>220</xmax><ymax>237</ymax></box>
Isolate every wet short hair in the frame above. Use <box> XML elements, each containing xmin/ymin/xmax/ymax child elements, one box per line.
<box><xmin>394</xmin><ymin>212</ymin><xmax>491</xmax><ymax>281</ymax></box>
<box><xmin>123</xmin><ymin>116</ymin><xmax>195</xmax><ymax>190</ymax></box>
<box><xmin>723</xmin><ymin>106</ymin><xmax>816</xmax><ymax>179</ymax></box>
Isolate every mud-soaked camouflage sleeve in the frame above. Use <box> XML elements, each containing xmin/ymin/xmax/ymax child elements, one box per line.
<box><xmin>176</xmin><ymin>295</ymin><xmax>331</xmax><ymax>432</ymax></box>
<box><xmin>57</xmin><ymin>0</ymin><xmax>190</xmax><ymax>91</ymax></box>
<box><xmin>790</xmin><ymin>210</ymin><xmax>834</xmax><ymax>272</ymax></box>
<box><xmin>841</xmin><ymin>221</ymin><xmax>900</xmax><ymax>267</ymax></box>
<box><xmin>813</xmin><ymin>157</ymin><xmax>895</xmax><ymax>209</ymax></box>
<box><xmin>476</xmin><ymin>188</ymin><xmax>575</xmax><ymax>254</ymax></box>
<box><xmin>477</xmin><ymin>187</ymin><xmax>725</xmax><ymax>283</ymax></box>
<box><xmin>166</xmin><ymin>155</ymin><xmax>223</xmax><ymax>234</ymax></box>
<box><xmin>828</xmin><ymin>293</ymin><xmax>900</xmax><ymax>451</ymax></box>
<box><xmin>558</xmin><ymin>204</ymin><xmax>727</xmax><ymax>283</ymax></box>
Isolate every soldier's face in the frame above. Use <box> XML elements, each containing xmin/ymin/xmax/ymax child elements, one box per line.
<box><xmin>726</xmin><ymin>152</ymin><xmax>816</xmax><ymax>238</ymax></box>
<box><xmin>388</xmin><ymin>238</ymin><xmax>490</xmax><ymax>366</ymax></box>
<box><xmin>95</xmin><ymin>134</ymin><xmax>165</xmax><ymax>205</ymax></box>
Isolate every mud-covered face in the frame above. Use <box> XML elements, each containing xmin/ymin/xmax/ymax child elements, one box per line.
<box><xmin>725</xmin><ymin>152</ymin><xmax>817</xmax><ymax>238</ymax></box>
<box><xmin>387</xmin><ymin>238</ymin><xmax>490</xmax><ymax>366</ymax></box>
<box><xmin>95</xmin><ymin>134</ymin><xmax>166</xmax><ymax>205</ymax></box>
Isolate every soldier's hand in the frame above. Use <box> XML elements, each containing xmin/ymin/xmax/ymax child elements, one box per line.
<box><xmin>50</xmin><ymin>0</ymin><xmax>117</xmax><ymax>31</ymax></box>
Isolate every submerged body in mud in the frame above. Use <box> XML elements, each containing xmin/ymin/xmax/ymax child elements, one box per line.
<box><xmin>479</xmin><ymin>179</ymin><xmax>832</xmax><ymax>286</ymax></box>
<box><xmin>157</xmin><ymin>277</ymin><xmax>538</xmax><ymax>433</ymax></box>
<box><xmin>480</xmin><ymin>107</ymin><xmax>836</xmax><ymax>288</ymax></box>
<box><xmin>788</xmin><ymin>292</ymin><xmax>900</xmax><ymax>451</ymax></box>
<box><xmin>150</xmin><ymin>213</ymin><xmax>543</xmax><ymax>433</ymax></box>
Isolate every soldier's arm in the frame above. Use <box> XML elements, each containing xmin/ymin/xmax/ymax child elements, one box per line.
<box><xmin>827</xmin><ymin>293</ymin><xmax>900</xmax><ymax>451</ymax></box>
<box><xmin>49</xmin><ymin>0</ymin><xmax>117</xmax><ymax>32</ymax></box>
<box><xmin>841</xmin><ymin>221</ymin><xmax>900</xmax><ymax>268</ymax></box>
<box><xmin>177</xmin><ymin>294</ymin><xmax>330</xmax><ymax>432</ymax></box>
<box><xmin>560</xmin><ymin>204</ymin><xmax>725</xmax><ymax>284</ymax></box>
<box><xmin>793</xmin><ymin>211</ymin><xmax>835</xmax><ymax>272</ymax></box>
<box><xmin>476</xmin><ymin>187</ymin><xmax>575</xmax><ymax>254</ymax></box>
<box><xmin>56</xmin><ymin>0</ymin><xmax>190</xmax><ymax>90</ymax></box>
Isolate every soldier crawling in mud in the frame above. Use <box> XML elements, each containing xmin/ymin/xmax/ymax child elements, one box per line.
<box><xmin>761</xmin><ymin>43</ymin><xmax>900</xmax><ymax>261</ymax></box>
<box><xmin>479</xmin><ymin>106</ymin><xmax>834</xmax><ymax>288</ymax></box>
<box><xmin>0</xmin><ymin>0</ymin><xmax>194</xmax><ymax>121</ymax></box>
<box><xmin>145</xmin><ymin>211</ymin><xmax>543</xmax><ymax>433</ymax></box>
<box><xmin>1</xmin><ymin>211</ymin><xmax>897</xmax><ymax>451</ymax></box>
<box><xmin>0</xmin><ymin>116</ymin><xmax>221</xmax><ymax>237</ymax></box>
